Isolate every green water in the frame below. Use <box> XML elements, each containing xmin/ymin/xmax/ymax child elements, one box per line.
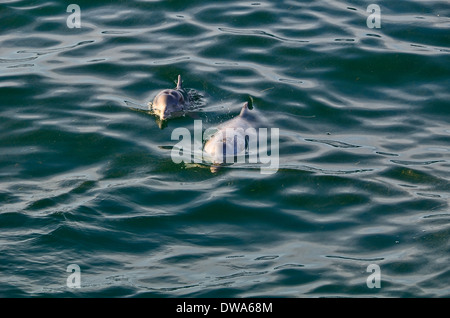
<box><xmin>0</xmin><ymin>0</ymin><xmax>449</xmax><ymax>297</ymax></box>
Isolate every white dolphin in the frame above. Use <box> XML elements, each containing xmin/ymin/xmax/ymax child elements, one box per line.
<box><xmin>203</xmin><ymin>102</ymin><xmax>263</xmax><ymax>167</ymax></box>
<box><xmin>149</xmin><ymin>75</ymin><xmax>188</xmax><ymax>121</ymax></box>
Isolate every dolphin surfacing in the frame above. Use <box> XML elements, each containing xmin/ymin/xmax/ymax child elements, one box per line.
<box><xmin>149</xmin><ymin>75</ymin><xmax>188</xmax><ymax>120</ymax></box>
<box><xmin>203</xmin><ymin>102</ymin><xmax>262</xmax><ymax>166</ymax></box>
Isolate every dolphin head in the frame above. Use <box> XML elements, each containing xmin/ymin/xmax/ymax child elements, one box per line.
<box><xmin>150</xmin><ymin>75</ymin><xmax>187</xmax><ymax>120</ymax></box>
<box><xmin>152</xmin><ymin>89</ymin><xmax>186</xmax><ymax>120</ymax></box>
<box><xmin>204</xmin><ymin>130</ymin><xmax>247</xmax><ymax>164</ymax></box>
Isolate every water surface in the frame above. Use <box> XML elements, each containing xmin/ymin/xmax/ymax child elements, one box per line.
<box><xmin>0</xmin><ymin>0</ymin><xmax>449</xmax><ymax>297</ymax></box>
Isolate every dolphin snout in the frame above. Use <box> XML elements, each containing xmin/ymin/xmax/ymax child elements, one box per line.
<box><xmin>152</xmin><ymin>93</ymin><xmax>184</xmax><ymax>120</ymax></box>
<box><xmin>160</xmin><ymin>110</ymin><xmax>170</xmax><ymax>120</ymax></box>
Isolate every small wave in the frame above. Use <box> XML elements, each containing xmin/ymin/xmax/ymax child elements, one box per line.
<box><xmin>218</xmin><ymin>27</ymin><xmax>309</xmax><ymax>43</ymax></box>
<box><xmin>305</xmin><ymin>139</ymin><xmax>361</xmax><ymax>148</ymax></box>
<box><xmin>0</xmin><ymin>56</ymin><xmax>38</xmax><ymax>64</ymax></box>
<box><xmin>326</xmin><ymin>255</ymin><xmax>385</xmax><ymax>262</ymax></box>
<box><xmin>273</xmin><ymin>264</ymin><xmax>305</xmax><ymax>270</ymax></box>
<box><xmin>391</xmin><ymin>159</ymin><xmax>445</xmax><ymax>166</ymax></box>
<box><xmin>17</xmin><ymin>40</ymin><xmax>94</xmax><ymax>56</ymax></box>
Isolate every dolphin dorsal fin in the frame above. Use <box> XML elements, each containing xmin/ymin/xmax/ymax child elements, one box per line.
<box><xmin>239</xmin><ymin>102</ymin><xmax>249</xmax><ymax>116</ymax></box>
<box><xmin>176</xmin><ymin>75</ymin><xmax>183</xmax><ymax>90</ymax></box>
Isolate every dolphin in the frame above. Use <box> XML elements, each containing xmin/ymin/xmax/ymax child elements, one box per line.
<box><xmin>149</xmin><ymin>75</ymin><xmax>188</xmax><ymax>121</ymax></box>
<box><xmin>203</xmin><ymin>102</ymin><xmax>263</xmax><ymax>167</ymax></box>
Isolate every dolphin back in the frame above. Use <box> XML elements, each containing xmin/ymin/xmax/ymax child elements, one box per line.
<box><xmin>237</xmin><ymin>102</ymin><xmax>262</xmax><ymax>126</ymax></box>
